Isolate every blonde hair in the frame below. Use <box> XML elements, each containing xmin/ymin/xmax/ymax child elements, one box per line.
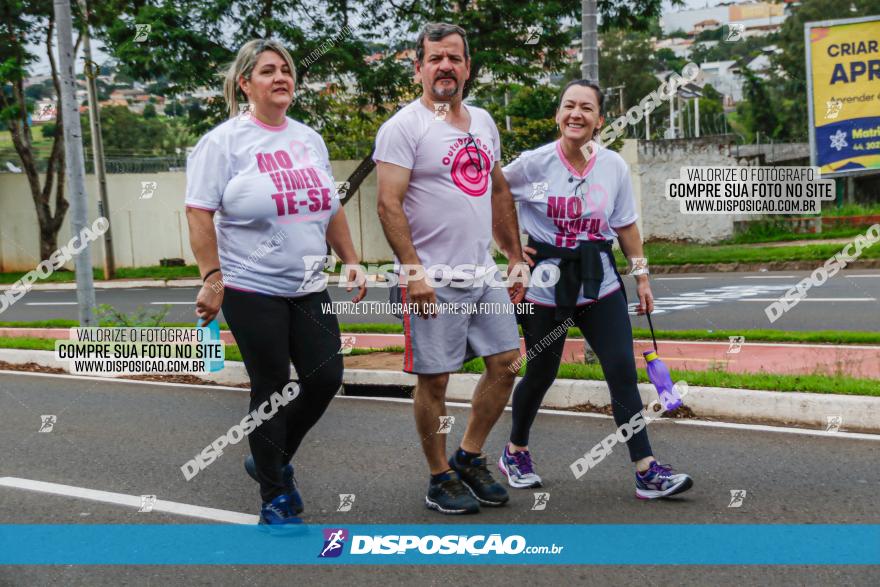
<box><xmin>222</xmin><ymin>39</ymin><xmax>297</xmax><ymax>119</ymax></box>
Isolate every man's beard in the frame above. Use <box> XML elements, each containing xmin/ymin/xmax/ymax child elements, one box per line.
<box><xmin>431</xmin><ymin>76</ymin><xmax>459</xmax><ymax>98</ymax></box>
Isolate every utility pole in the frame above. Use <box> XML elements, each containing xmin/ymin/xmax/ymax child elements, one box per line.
<box><xmin>604</xmin><ymin>84</ymin><xmax>626</xmax><ymax>116</ymax></box>
<box><xmin>54</xmin><ymin>0</ymin><xmax>96</xmax><ymax>325</ymax></box>
<box><xmin>78</xmin><ymin>0</ymin><xmax>114</xmax><ymax>279</ymax></box>
<box><xmin>581</xmin><ymin>0</ymin><xmax>599</xmax><ymax>82</ymax></box>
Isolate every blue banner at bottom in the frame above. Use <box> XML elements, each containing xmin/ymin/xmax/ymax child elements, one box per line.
<box><xmin>1</xmin><ymin>524</ymin><xmax>878</xmax><ymax>565</ymax></box>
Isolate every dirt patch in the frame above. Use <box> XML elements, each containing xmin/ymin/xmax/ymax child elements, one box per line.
<box><xmin>0</xmin><ymin>360</ymin><xmax>67</xmax><ymax>375</ymax></box>
<box><xmin>0</xmin><ymin>360</ymin><xmax>249</xmax><ymax>388</ymax></box>
<box><xmin>567</xmin><ymin>401</ymin><xmax>695</xmax><ymax>419</ymax></box>
<box><xmin>124</xmin><ymin>373</ymin><xmax>249</xmax><ymax>388</ymax></box>
<box><xmin>343</xmin><ymin>351</ymin><xmax>403</xmax><ymax>371</ymax></box>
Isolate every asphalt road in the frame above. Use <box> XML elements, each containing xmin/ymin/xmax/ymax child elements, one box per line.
<box><xmin>1</xmin><ymin>371</ymin><xmax>878</xmax><ymax>585</ymax></box>
<box><xmin>2</xmin><ymin>269</ymin><xmax>879</xmax><ymax>333</ymax></box>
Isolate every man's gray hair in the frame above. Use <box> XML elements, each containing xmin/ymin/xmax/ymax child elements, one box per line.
<box><xmin>415</xmin><ymin>22</ymin><xmax>470</xmax><ymax>63</ymax></box>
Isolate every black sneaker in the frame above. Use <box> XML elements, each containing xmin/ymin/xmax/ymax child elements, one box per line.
<box><xmin>449</xmin><ymin>453</ymin><xmax>509</xmax><ymax>506</ymax></box>
<box><xmin>425</xmin><ymin>470</ymin><xmax>480</xmax><ymax>515</ymax></box>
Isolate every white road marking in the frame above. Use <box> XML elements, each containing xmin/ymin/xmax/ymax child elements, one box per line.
<box><xmin>844</xmin><ymin>275</ymin><xmax>880</xmax><ymax>278</ymax></box>
<box><xmin>341</xmin><ymin>396</ymin><xmax>879</xmax><ymax>441</ymax></box>
<box><xmin>741</xmin><ymin>298</ymin><xmax>876</xmax><ymax>302</ymax></box>
<box><xmin>24</xmin><ymin>302</ymin><xmax>78</xmax><ymax>306</ymax></box>
<box><xmin>0</xmin><ymin>477</ymin><xmax>257</xmax><ymax>525</ymax></box>
<box><xmin>654</xmin><ymin>277</ymin><xmax>705</xmax><ymax>281</ymax></box>
<box><xmin>667</xmin><ymin>418</ymin><xmax>880</xmax><ymax>441</ymax></box>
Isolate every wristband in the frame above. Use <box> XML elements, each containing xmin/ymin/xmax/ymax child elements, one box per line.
<box><xmin>629</xmin><ymin>257</ymin><xmax>649</xmax><ymax>276</ymax></box>
<box><xmin>202</xmin><ymin>268</ymin><xmax>221</xmax><ymax>282</ymax></box>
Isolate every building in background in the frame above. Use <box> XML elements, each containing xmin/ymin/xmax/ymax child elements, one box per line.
<box><xmin>661</xmin><ymin>1</ymin><xmax>787</xmax><ymax>37</ymax></box>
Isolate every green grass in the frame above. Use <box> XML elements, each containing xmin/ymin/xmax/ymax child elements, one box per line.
<box><xmin>0</xmin><ymin>319</ymin><xmax>232</xmax><ymax>330</ymax></box>
<box><xmin>616</xmin><ymin>240</ymin><xmax>880</xmax><ymax>266</ymax></box>
<box><xmin>0</xmin><ymin>336</ymin><xmax>57</xmax><ymax>351</ymax></box>
<box><xmin>0</xmin><ymin>319</ymin><xmax>80</xmax><ymax>328</ymax></box>
<box><xmin>821</xmin><ymin>203</ymin><xmax>880</xmax><ymax>217</ymax></box>
<box><xmin>491</xmin><ymin>239</ymin><xmax>879</xmax><ymax>268</ymax></box>
<box><xmin>0</xmin><ymin>265</ymin><xmax>201</xmax><ymax>284</ymax></box>
<box><xmin>347</xmin><ymin>346</ymin><xmax>405</xmax><ymax>355</ymax></box>
<box><xmin>458</xmin><ymin>356</ymin><xmax>880</xmax><ymax>397</ymax></box>
<box><xmin>337</xmin><ymin>323</ymin><xmax>880</xmax><ymax>345</ymax></box>
<box><xmin>225</xmin><ymin>345</ymin><xmax>241</xmax><ymax>362</ymax></box>
<box><xmin>4</xmin><ymin>320</ymin><xmax>877</xmax><ymax>345</ymax></box>
<box><xmin>726</xmin><ymin>225</ymin><xmax>864</xmax><ymax>245</ymax></box>
<box><xmin>339</xmin><ymin>323</ymin><xmax>403</xmax><ymax>334</ymax></box>
<box><xmin>616</xmin><ymin>328</ymin><xmax>880</xmax><ymax>345</ymax></box>
<box><xmin>112</xmin><ymin>265</ymin><xmax>201</xmax><ymax>280</ymax></box>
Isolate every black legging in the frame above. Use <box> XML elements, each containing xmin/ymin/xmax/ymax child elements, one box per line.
<box><xmin>511</xmin><ymin>287</ymin><xmax>653</xmax><ymax>462</ymax></box>
<box><xmin>221</xmin><ymin>287</ymin><xmax>343</xmax><ymax>502</ymax></box>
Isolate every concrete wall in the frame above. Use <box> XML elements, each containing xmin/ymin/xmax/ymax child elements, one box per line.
<box><xmin>620</xmin><ymin>136</ymin><xmax>756</xmax><ymax>243</ymax></box>
<box><xmin>0</xmin><ymin>161</ymin><xmax>394</xmax><ymax>272</ymax></box>
<box><xmin>0</xmin><ymin>142</ymin><xmax>757</xmax><ymax>271</ymax></box>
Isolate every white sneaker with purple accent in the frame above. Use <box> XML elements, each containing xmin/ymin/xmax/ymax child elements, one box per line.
<box><xmin>498</xmin><ymin>445</ymin><xmax>543</xmax><ymax>488</ymax></box>
<box><xmin>635</xmin><ymin>461</ymin><xmax>693</xmax><ymax>499</ymax></box>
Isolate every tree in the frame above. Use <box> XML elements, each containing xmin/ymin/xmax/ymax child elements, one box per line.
<box><xmin>696</xmin><ymin>84</ymin><xmax>725</xmax><ymax>135</ymax></box>
<box><xmin>655</xmin><ymin>48</ymin><xmax>686</xmax><ymax>74</ymax></box>
<box><xmin>24</xmin><ymin>83</ymin><xmax>45</xmax><ymax>100</ymax></box>
<box><xmin>473</xmin><ymin>83</ymin><xmax>559</xmax><ymax>162</ymax></box>
<box><xmin>737</xmin><ymin>69</ymin><xmax>780</xmax><ymax>141</ymax></box>
<box><xmin>80</xmin><ymin>105</ymin><xmax>179</xmax><ymax>156</ymax></box>
<box><xmin>597</xmin><ymin>28</ymin><xmax>659</xmax><ymax>116</ymax></box>
<box><xmin>0</xmin><ymin>0</ymin><xmax>82</xmax><ymax>261</ymax></box>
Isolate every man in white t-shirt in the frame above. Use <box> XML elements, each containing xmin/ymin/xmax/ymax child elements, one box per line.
<box><xmin>374</xmin><ymin>22</ymin><xmax>529</xmax><ymax>515</ymax></box>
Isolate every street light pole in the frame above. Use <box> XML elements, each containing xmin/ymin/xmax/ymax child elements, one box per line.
<box><xmin>581</xmin><ymin>0</ymin><xmax>599</xmax><ymax>82</ymax></box>
<box><xmin>78</xmin><ymin>0</ymin><xmax>114</xmax><ymax>279</ymax></box>
<box><xmin>54</xmin><ymin>0</ymin><xmax>96</xmax><ymax>325</ymax></box>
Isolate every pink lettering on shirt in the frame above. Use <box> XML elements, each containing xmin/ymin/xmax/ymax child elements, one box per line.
<box><xmin>255</xmin><ymin>148</ymin><xmax>330</xmax><ymax>220</ymax></box>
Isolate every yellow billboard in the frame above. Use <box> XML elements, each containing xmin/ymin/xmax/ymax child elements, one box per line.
<box><xmin>805</xmin><ymin>15</ymin><xmax>880</xmax><ymax>176</ymax></box>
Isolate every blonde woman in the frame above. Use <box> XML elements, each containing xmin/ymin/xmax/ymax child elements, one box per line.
<box><xmin>185</xmin><ymin>39</ymin><xmax>366</xmax><ymax>528</ymax></box>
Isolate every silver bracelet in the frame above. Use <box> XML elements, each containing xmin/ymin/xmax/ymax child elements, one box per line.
<box><xmin>629</xmin><ymin>257</ymin><xmax>649</xmax><ymax>276</ymax></box>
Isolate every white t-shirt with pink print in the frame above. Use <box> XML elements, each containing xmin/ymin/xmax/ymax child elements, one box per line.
<box><xmin>503</xmin><ymin>141</ymin><xmax>638</xmax><ymax>307</ymax></box>
<box><xmin>185</xmin><ymin>115</ymin><xmax>339</xmax><ymax>297</ymax></box>
<box><xmin>372</xmin><ymin>99</ymin><xmax>501</xmax><ymax>280</ymax></box>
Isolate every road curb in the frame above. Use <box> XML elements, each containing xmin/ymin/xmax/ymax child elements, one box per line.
<box><xmin>2</xmin><ymin>349</ymin><xmax>877</xmax><ymax>434</ymax></box>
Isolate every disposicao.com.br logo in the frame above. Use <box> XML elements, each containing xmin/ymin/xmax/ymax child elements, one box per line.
<box><xmin>318</xmin><ymin>528</ymin><xmax>563</xmax><ymax>558</ymax></box>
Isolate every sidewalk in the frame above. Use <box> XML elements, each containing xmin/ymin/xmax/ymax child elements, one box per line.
<box><xmin>4</xmin><ymin>327</ymin><xmax>878</xmax><ymax>379</ymax></box>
